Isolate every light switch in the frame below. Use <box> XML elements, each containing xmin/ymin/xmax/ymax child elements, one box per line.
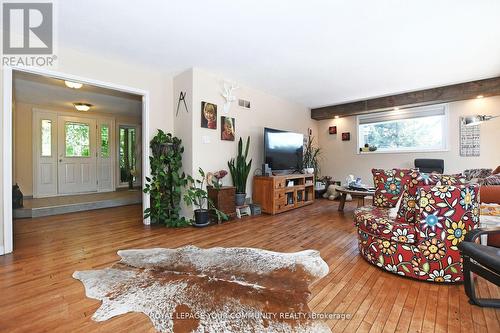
<box><xmin>202</xmin><ymin>135</ymin><xmax>211</xmax><ymax>144</ymax></box>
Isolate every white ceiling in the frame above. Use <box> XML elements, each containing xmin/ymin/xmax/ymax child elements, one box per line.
<box><xmin>13</xmin><ymin>71</ymin><xmax>142</xmax><ymax>117</ymax></box>
<box><xmin>58</xmin><ymin>0</ymin><xmax>500</xmax><ymax>108</ymax></box>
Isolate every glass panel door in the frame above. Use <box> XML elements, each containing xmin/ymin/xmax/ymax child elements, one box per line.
<box><xmin>65</xmin><ymin>122</ymin><xmax>91</xmax><ymax>157</ymax></box>
<box><xmin>97</xmin><ymin>120</ymin><xmax>114</xmax><ymax>192</ymax></box>
<box><xmin>100</xmin><ymin>124</ymin><xmax>110</xmax><ymax>158</ymax></box>
<box><xmin>119</xmin><ymin>126</ymin><xmax>137</xmax><ymax>186</ymax></box>
<box><xmin>57</xmin><ymin>116</ymin><xmax>97</xmax><ymax>194</ymax></box>
<box><xmin>41</xmin><ymin>119</ymin><xmax>52</xmax><ymax>156</ymax></box>
<box><xmin>34</xmin><ymin>111</ymin><xmax>58</xmax><ymax>197</ymax></box>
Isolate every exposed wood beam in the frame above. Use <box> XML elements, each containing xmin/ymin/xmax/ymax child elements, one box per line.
<box><xmin>311</xmin><ymin>76</ymin><xmax>500</xmax><ymax>120</ymax></box>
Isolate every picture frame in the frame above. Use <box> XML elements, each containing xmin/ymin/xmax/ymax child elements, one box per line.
<box><xmin>342</xmin><ymin>132</ymin><xmax>350</xmax><ymax>141</ymax></box>
<box><xmin>221</xmin><ymin>116</ymin><xmax>235</xmax><ymax>141</ymax></box>
<box><xmin>329</xmin><ymin>126</ymin><xmax>337</xmax><ymax>135</ymax></box>
<box><xmin>201</xmin><ymin>102</ymin><xmax>217</xmax><ymax>129</ymax></box>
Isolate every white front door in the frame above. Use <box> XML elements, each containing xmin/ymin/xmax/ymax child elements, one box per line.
<box><xmin>57</xmin><ymin>116</ymin><xmax>98</xmax><ymax>194</ymax></box>
<box><xmin>97</xmin><ymin>119</ymin><xmax>114</xmax><ymax>192</ymax></box>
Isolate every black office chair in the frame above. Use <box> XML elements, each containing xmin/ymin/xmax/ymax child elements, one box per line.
<box><xmin>414</xmin><ymin>159</ymin><xmax>444</xmax><ymax>173</ymax></box>
<box><xmin>458</xmin><ymin>228</ymin><xmax>500</xmax><ymax>308</ymax></box>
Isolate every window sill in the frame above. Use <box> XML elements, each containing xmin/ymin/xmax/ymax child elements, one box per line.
<box><xmin>357</xmin><ymin>149</ymin><xmax>449</xmax><ymax>155</ymax></box>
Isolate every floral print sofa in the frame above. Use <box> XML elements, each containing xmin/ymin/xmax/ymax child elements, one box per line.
<box><xmin>354</xmin><ymin>169</ymin><xmax>479</xmax><ymax>283</ymax></box>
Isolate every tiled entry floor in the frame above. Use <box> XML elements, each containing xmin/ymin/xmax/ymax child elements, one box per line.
<box><xmin>14</xmin><ymin>188</ymin><xmax>142</xmax><ymax>218</ymax></box>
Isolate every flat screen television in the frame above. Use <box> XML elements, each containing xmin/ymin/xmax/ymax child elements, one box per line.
<box><xmin>264</xmin><ymin>128</ymin><xmax>304</xmax><ymax>171</ymax></box>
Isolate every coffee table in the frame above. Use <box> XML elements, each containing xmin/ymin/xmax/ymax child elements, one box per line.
<box><xmin>336</xmin><ymin>187</ymin><xmax>375</xmax><ymax>211</ymax></box>
<box><xmin>479</xmin><ymin>203</ymin><xmax>500</xmax><ymax>245</ymax></box>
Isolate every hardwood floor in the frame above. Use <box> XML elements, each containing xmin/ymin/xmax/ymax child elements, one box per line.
<box><xmin>1</xmin><ymin>200</ymin><xmax>499</xmax><ymax>332</ymax></box>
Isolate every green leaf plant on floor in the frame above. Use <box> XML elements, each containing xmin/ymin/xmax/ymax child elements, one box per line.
<box><xmin>184</xmin><ymin>168</ymin><xmax>228</xmax><ymax>223</ymax></box>
<box><xmin>143</xmin><ymin>130</ymin><xmax>191</xmax><ymax>227</ymax></box>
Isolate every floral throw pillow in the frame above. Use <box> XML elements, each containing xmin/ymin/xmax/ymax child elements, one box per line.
<box><xmin>414</xmin><ymin>184</ymin><xmax>480</xmax><ymax>282</ymax></box>
<box><xmin>396</xmin><ymin>190</ymin><xmax>418</xmax><ymax>224</ymax></box>
<box><xmin>415</xmin><ymin>173</ymin><xmax>467</xmax><ymax>186</ymax></box>
<box><xmin>372</xmin><ymin>168</ymin><xmax>417</xmax><ymax>207</ymax></box>
<box><xmin>415</xmin><ymin>184</ymin><xmax>480</xmax><ymax>242</ymax></box>
<box><xmin>395</xmin><ymin>173</ymin><xmax>467</xmax><ymax>224</ymax></box>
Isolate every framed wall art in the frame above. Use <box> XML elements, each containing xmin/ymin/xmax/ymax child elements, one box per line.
<box><xmin>201</xmin><ymin>102</ymin><xmax>217</xmax><ymax>129</ymax></box>
<box><xmin>459</xmin><ymin>117</ymin><xmax>480</xmax><ymax>156</ymax></box>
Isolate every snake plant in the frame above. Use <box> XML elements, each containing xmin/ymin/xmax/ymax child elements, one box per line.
<box><xmin>228</xmin><ymin>136</ymin><xmax>252</xmax><ymax>193</ymax></box>
<box><xmin>303</xmin><ymin>134</ymin><xmax>321</xmax><ymax>179</ymax></box>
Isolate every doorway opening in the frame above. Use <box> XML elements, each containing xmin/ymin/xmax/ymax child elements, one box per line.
<box><xmin>7</xmin><ymin>69</ymin><xmax>148</xmax><ymax>222</ymax></box>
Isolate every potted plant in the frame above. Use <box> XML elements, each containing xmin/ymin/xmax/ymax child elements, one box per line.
<box><xmin>143</xmin><ymin>130</ymin><xmax>190</xmax><ymax>227</ymax></box>
<box><xmin>228</xmin><ymin>137</ymin><xmax>252</xmax><ymax>206</ymax></box>
<box><xmin>184</xmin><ymin>168</ymin><xmax>228</xmax><ymax>227</ymax></box>
<box><xmin>206</xmin><ymin>170</ymin><xmax>228</xmax><ymax>189</ymax></box>
<box><xmin>303</xmin><ymin>134</ymin><xmax>321</xmax><ymax>179</ymax></box>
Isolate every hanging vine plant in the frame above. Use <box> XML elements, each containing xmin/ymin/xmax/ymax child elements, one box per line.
<box><xmin>143</xmin><ymin>130</ymin><xmax>190</xmax><ymax>227</ymax></box>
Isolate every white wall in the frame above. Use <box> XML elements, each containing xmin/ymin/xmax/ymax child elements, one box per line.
<box><xmin>177</xmin><ymin>68</ymin><xmax>317</xmax><ymax>205</ymax></box>
<box><xmin>317</xmin><ymin>96</ymin><xmax>500</xmax><ymax>185</ymax></box>
<box><xmin>1</xmin><ymin>47</ymin><xmax>174</xmax><ymax>253</ymax></box>
<box><xmin>173</xmin><ymin>69</ymin><xmax>194</xmax><ymax>218</ymax></box>
<box><xmin>191</xmin><ymin>68</ymin><xmax>317</xmax><ymax>198</ymax></box>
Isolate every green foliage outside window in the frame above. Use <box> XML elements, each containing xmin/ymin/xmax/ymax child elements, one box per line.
<box><xmin>100</xmin><ymin>125</ymin><xmax>110</xmax><ymax>158</ymax></box>
<box><xmin>65</xmin><ymin>122</ymin><xmax>90</xmax><ymax>157</ymax></box>
<box><xmin>119</xmin><ymin>127</ymin><xmax>137</xmax><ymax>185</ymax></box>
<box><xmin>359</xmin><ymin>116</ymin><xmax>444</xmax><ymax>151</ymax></box>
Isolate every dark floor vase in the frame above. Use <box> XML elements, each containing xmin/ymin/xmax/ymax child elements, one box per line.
<box><xmin>235</xmin><ymin>193</ymin><xmax>246</xmax><ymax>206</ymax></box>
<box><xmin>194</xmin><ymin>209</ymin><xmax>210</xmax><ymax>227</ymax></box>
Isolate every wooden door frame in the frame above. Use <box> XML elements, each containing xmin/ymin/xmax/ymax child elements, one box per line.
<box><xmin>2</xmin><ymin>66</ymin><xmax>151</xmax><ymax>255</ymax></box>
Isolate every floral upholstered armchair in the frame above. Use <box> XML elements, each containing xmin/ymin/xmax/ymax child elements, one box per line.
<box><xmin>354</xmin><ymin>169</ymin><xmax>479</xmax><ymax>283</ymax></box>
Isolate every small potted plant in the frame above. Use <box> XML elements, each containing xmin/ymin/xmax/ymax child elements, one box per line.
<box><xmin>184</xmin><ymin>168</ymin><xmax>228</xmax><ymax>227</ymax></box>
<box><xmin>207</xmin><ymin>169</ymin><xmax>228</xmax><ymax>189</ymax></box>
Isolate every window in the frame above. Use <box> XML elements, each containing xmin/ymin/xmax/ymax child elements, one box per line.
<box><xmin>357</xmin><ymin>104</ymin><xmax>448</xmax><ymax>153</ymax></box>
<box><xmin>41</xmin><ymin>119</ymin><xmax>52</xmax><ymax>156</ymax></box>
<box><xmin>100</xmin><ymin>125</ymin><xmax>110</xmax><ymax>158</ymax></box>
<box><xmin>65</xmin><ymin>122</ymin><xmax>90</xmax><ymax>157</ymax></box>
<box><xmin>119</xmin><ymin>126</ymin><xmax>137</xmax><ymax>183</ymax></box>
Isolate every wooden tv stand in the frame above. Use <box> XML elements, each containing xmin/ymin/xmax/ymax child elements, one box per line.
<box><xmin>252</xmin><ymin>174</ymin><xmax>315</xmax><ymax>215</ymax></box>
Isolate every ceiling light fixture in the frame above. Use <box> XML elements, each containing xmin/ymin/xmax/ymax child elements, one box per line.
<box><xmin>476</xmin><ymin>95</ymin><xmax>484</xmax><ymax>99</ymax></box>
<box><xmin>394</xmin><ymin>107</ymin><xmax>400</xmax><ymax>111</ymax></box>
<box><xmin>334</xmin><ymin>115</ymin><xmax>340</xmax><ymax>119</ymax></box>
<box><xmin>73</xmin><ymin>103</ymin><xmax>92</xmax><ymax>112</ymax></box>
<box><xmin>65</xmin><ymin>81</ymin><xmax>83</xmax><ymax>89</ymax></box>
<box><xmin>463</xmin><ymin>114</ymin><xmax>498</xmax><ymax>126</ymax></box>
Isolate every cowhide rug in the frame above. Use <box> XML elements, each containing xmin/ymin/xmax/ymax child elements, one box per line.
<box><xmin>73</xmin><ymin>245</ymin><xmax>330</xmax><ymax>333</ymax></box>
